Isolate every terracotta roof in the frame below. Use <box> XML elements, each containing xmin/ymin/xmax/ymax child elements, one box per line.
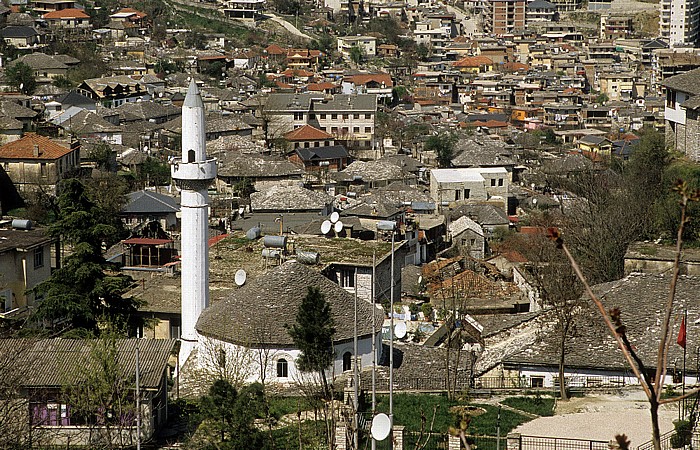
<box><xmin>113</xmin><ymin>7</ymin><xmax>147</xmax><ymax>19</ymax></box>
<box><xmin>503</xmin><ymin>61</ymin><xmax>529</xmax><ymax>72</ymax></box>
<box><xmin>306</xmin><ymin>82</ymin><xmax>337</xmax><ymax>91</ymax></box>
<box><xmin>43</xmin><ymin>8</ymin><xmax>90</xmax><ymax>19</ymax></box>
<box><xmin>281</xmin><ymin>68</ymin><xmax>314</xmax><ymax>78</ymax></box>
<box><xmin>284</xmin><ymin>124</ymin><xmax>332</xmax><ymax>141</ymax></box>
<box><xmin>0</xmin><ymin>133</ymin><xmax>73</xmax><ymax>160</ymax></box>
<box><xmin>472</xmin><ymin>120</ymin><xmax>509</xmax><ymax>128</ymax></box>
<box><xmin>346</xmin><ymin>73</ymin><xmax>393</xmax><ymax>87</ymax></box>
<box><xmin>265</xmin><ymin>44</ymin><xmax>286</xmax><ymax>55</ymax></box>
<box><xmin>453</xmin><ymin>56</ymin><xmax>493</xmax><ymax>68</ymax></box>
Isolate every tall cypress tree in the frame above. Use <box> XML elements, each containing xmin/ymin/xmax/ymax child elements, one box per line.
<box><xmin>287</xmin><ymin>286</ymin><xmax>336</xmax><ymax>398</ymax></box>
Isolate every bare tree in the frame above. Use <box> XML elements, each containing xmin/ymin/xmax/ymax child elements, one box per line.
<box><xmin>194</xmin><ymin>336</ymin><xmax>256</xmax><ymax>390</ymax></box>
<box><xmin>555</xmin><ymin>181</ymin><xmax>700</xmax><ymax>450</ymax></box>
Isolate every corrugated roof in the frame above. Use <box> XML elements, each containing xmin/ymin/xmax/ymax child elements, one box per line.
<box><xmin>0</xmin><ymin>339</ymin><xmax>177</xmax><ymax>389</ymax></box>
<box><xmin>0</xmin><ymin>133</ymin><xmax>74</xmax><ymax>160</ymax></box>
<box><xmin>122</xmin><ymin>190</ymin><xmax>179</xmax><ymax>214</ymax></box>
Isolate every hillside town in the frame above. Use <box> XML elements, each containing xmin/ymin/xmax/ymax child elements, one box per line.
<box><xmin>0</xmin><ymin>0</ymin><xmax>699</xmax><ymax>447</ymax></box>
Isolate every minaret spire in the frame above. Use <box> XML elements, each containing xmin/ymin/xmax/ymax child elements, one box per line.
<box><xmin>172</xmin><ymin>79</ymin><xmax>217</xmax><ymax>364</ymax></box>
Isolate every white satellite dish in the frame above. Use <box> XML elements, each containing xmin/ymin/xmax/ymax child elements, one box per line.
<box><xmin>330</xmin><ymin>211</ymin><xmax>340</xmax><ymax>223</ymax></box>
<box><xmin>234</xmin><ymin>269</ymin><xmax>247</xmax><ymax>286</ymax></box>
<box><xmin>394</xmin><ymin>321</ymin><xmax>407</xmax><ymax>339</ymax></box>
<box><xmin>371</xmin><ymin>413</ymin><xmax>391</xmax><ymax>441</ymax></box>
<box><xmin>334</xmin><ymin>220</ymin><xmax>343</xmax><ymax>233</ymax></box>
<box><xmin>321</xmin><ymin>220</ymin><xmax>332</xmax><ymax>235</ymax></box>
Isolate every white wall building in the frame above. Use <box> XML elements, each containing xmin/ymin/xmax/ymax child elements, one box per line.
<box><xmin>659</xmin><ymin>0</ymin><xmax>700</xmax><ymax>47</ymax></box>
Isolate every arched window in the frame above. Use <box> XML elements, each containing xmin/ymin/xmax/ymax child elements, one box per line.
<box><xmin>276</xmin><ymin>358</ymin><xmax>288</xmax><ymax>378</ymax></box>
<box><xmin>187</xmin><ymin>149</ymin><xmax>195</xmax><ymax>163</ymax></box>
<box><xmin>343</xmin><ymin>351</ymin><xmax>352</xmax><ymax>372</ymax></box>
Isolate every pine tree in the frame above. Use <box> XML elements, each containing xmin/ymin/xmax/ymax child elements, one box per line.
<box><xmin>287</xmin><ymin>286</ymin><xmax>336</xmax><ymax>398</ymax></box>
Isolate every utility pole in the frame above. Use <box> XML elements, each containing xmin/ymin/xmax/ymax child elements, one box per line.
<box><xmin>353</xmin><ymin>268</ymin><xmax>359</xmax><ymax>450</ymax></box>
<box><xmin>136</xmin><ymin>343</ymin><xmax>141</xmax><ymax>450</ymax></box>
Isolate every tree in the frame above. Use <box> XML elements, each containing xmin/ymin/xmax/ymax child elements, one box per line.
<box><xmin>63</xmin><ymin>335</ymin><xmax>138</xmax><ymax>449</ymax></box>
<box><xmin>286</xmin><ymin>286</ymin><xmax>336</xmax><ymax>399</ymax></box>
<box><xmin>197</xmin><ymin>379</ymin><xmax>265</xmax><ymax>449</ymax></box>
<box><xmin>425</xmin><ymin>132</ymin><xmax>457</xmax><ymax>168</ymax></box>
<box><xmin>30</xmin><ymin>179</ymin><xmax>141</xmax><ymax>336</ymax></box>
<box><xmin>349</xmin><ymin>45</ymin><xmax>364</xmax><ymax>67</ymax></box>
<box><xmin>6</xmin><ymin>61</ymin><xmax>36</xmax><ymax>94</ymax></box>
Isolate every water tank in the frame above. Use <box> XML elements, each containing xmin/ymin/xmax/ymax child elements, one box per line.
<box><xmin>11</xmin><ymin>219</ymin><xmax>33</xmax><ymax>230</ymax></box>
<box><xmin>245</xmin><ymin>227</ymin><xmax>261</xmax><ymax>240</ymax></box>
<box><xmin>261</xmin><ymin>248</ymin><xmax>281</xmax><ymax>259</ymax></box>
<box><xmin>263</xmin><ymin>235</ymin><xmax>287</xmax><ymax>248</ymax></box>
<box><xmin>296</xmin><ymin>251</ymin><xmax>320</xmax><ymax>265</ymax></box>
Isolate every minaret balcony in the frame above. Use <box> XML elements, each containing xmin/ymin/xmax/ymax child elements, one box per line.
<box><xmin>171</xmin><ymin>158</ymin><xmax>218</xmax><ymax>182</ymax></box>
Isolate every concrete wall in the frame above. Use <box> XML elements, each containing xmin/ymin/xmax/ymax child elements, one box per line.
<box><xmin>0</xmin><ymin>243</ymin><xmax>51</xmax><ymax>310</ymax></box>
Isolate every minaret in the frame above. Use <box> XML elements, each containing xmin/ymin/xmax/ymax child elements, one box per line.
<box><xmin>172</xmin><ymin>80</ymin><xmax>216</xmax><ymax>364</ymax></box>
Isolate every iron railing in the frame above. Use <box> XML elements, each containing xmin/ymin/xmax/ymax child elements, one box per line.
<box><xmin>518</xmin><ymin>435</ymin><xmax>610</xmax><ymax>450</ymax></box>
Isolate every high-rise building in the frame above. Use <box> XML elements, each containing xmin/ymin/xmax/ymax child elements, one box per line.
<box><xmin>660</xmin><ymin>0</ymin><xmax>700</xmax><ymax>47</ymax></box>
<box><xmin>483</xmin><ymin>0</ymin><xmax>526</xmax><ymax>35</ymax></box>
<box><xmin>171</xmin><ymin>80</ymin><xmax>217</xmax><ymax>364</ymax></box>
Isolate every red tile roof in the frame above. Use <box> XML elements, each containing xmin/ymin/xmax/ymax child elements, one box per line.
<box><xmin>281</xmin><ymin>68</ymin><xmax>314</xmax><ymax>78</ymax></box>
<box><xmin>0</xmin><ymin>134</ymin><xmax>74</xmax><ymax>160</ymax></box>
<box><xmin>265</xmin><ymin>44</ymin><xmax>286</xmax><ymax>55</ymax></box>
<box><xmin>472</xmin><ymin>119</ymin><xmax>509</xmax><ymax>128</ymax></box>
<box><xmin>346</xmin><ymin>73</ymin><xmax>393</xmax><ymax>87</ymax></box>
<box><xmin>43</xmin><ymin>8</ymin><xmax>90</xmax><ymax>19</ymax></box>
<box><xmin>284</xmin><ymin>124</ymin><xmax>332</xmax><ymax>141</ymax></box>
<box><xmin>306</xmin><ymin>82</ymin><xmax>337</xmax><ymax>91</ymax></box>
<box><xmin>453</xmin><ymin>56</ymin><xmax>493</xmax><ymax>68</ymax></box>
<box><xmin>115</xmin><ymin>7</ymin><xmax>147</xmax><ymax>19</ymax></box>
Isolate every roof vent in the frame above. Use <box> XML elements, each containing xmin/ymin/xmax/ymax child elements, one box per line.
<box><xmin>33</xmin><ymin>145</ymin><xmax>40</xmax><ymax>157</ymax></box>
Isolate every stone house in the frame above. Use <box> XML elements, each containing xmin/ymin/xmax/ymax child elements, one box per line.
<box><xmin>0</xmin><ymin>225</ymin><xmax>54</xmax><ymax>315</ymax></box>
<box><xmin>448</xmin><ymin>216</ymin><xmax>485</xmax><ymax>260</ymax></box>
<box><xmin>0</xmin><ymin>133</ymin><xmax>80</xmax><ymax>193</ymax></box>
<box><xmin>662</xmin><ymin>67</ymin><xmax>700</xmax><ymax>161</ymax></box>
<box><xmin>42</xmin><ymin>8</ymin><xmax>90</xmax><ymax>30</ymax></box>
<box><xmin>429</xmin><ymin>167</ymin><xmax>509</xmax><ymax>211</ymax></box>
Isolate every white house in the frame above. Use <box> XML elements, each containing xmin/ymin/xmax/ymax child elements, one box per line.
<box><xmin>429</xmin><ymin>167</ymin><xmax>509</xmax><ymax>211</ymax></box>
<box><xmin>337</xmin><ymin>36</ymin><xmax>377</xmax><ymax>60</ymax></box>
<box><xmin>195</xmin><ymin>261</ymin><xmax>385</xmax><ymax>386</ymax></box>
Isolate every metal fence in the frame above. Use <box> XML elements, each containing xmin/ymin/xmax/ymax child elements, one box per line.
<box><xmin>404</xmin><ymin>431</ymin><xmax>448</xmax><ymax>450</ymax></box>
<box><xmin>473</xmin><ymin>375</ymin><xmax>629</xmax><ymax>391</ymax></box>
<box><xmin>636</xmin><ymin>430</ymin><xmax>700</xmax><ymax>450</ymax></box>
<box><xmin>371</xmin><ymin>375</ymin><xmax>472</xmax><ymax>392</ymax></box>
<box><xmin>517</xmin><ymin>435</ymin><xmax>610</xmax><ymax>450</ymax></box>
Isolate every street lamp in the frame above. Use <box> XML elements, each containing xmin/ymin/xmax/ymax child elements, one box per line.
<box><xmin>376</xmin><ymin>220</ymin><xmax>396</xmax><ymax>447</ymax></box>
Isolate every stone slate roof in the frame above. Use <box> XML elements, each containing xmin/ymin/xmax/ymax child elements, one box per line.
<box><xmin>333</xmin><ymin>160</ymin><xmax>411</xmax><ymax>183</ymax></box>
<box><xmin>527</xmin><ymin>0</ymin><xmax>556</xmax><ymax>9</ymax></box>
<box><xmin>217</xmin><ymin>152</ymin><xmax>302</xmax><ymax>178</ymax></box>
<box><xmin>451</xmin><ymin>138</ymin><xmax>517</xmax><ymax>168</ymax></box>
<box><xmin>57</xmin><ymin>91</ymin><xmax>96</xmax><ymax>108</ymax></box>
<box><xmin>0</xmin><ymin>227</ymin><xmax>54</xmax><ymax>254</ymax></box>
<box><xmin>15</xmin><ymin>52</ymin><xmax>67</xmax><ymax>70</ymax></box>
<box><xmin>449</xmin><ymin>215</ymin><xmax>483</xmax><ymax>237</ymax></box>
<box><xmin>450</xmin><ymin>204</ymin><xmax>509</xmax><ymax>226</ymax></box>
<box><xmin>58</xmin><ymin>109</ymin><xmax>121</xmax><ymax>134</ymax></box>
<box><xmin>0</xmin><ymin>101</ymin><xmax>38</xmax><ymax>119</ymax></box>
<box><xmin>504</xmin><ymin>273</ymin><xmax>700</xmax><ymax>371</ymax></box>
<box><xmin>661</xmin><ymin>67</ymin><xmax>700</xmax><ymax>95</ymax></box>
<box><xmin>0</xmin><ymin>339</ymin><xmax>176</xmax><ymax>389</ymax></box>
<box><xmin>0</xmin><ymin>25</ymin><xmax>38</xmax><ymax>38</ymax></box>
<box><xmin>250</xmin><ymin>184</ymin><xmax>332</xmax><ymax>212</ymax></box>
<box><xmin>378</xmin><ymin>155</ymin><xmax>424</xmax><ymax>173</ymax></box>
<box><xmin>376</xmin><ymin>181</ymin><xmax>433</xmax><ymax>204</ymax></box>
<box><xmin>197</xmin><ymin>261</ymin><xmax>385</xmax><ymax>346</ymax></box>
<box><xmin>122</xmin><ymin>190</ymin><xmax>179</xmax><ymax>215</ymax></box>
<box><xmin>115</xmin><ymin>101</ymin><xmax>180</xmax><ymax>122</ymax></box>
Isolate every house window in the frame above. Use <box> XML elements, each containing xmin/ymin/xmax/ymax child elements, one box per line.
<box><xmin>490</xmin><ymin>178</ymin><xmax>496</xmax><ymax>186</ymax></box>
<box><xmin>340</xmin><ymin>269</ymin><xmax>355</xmax><ymax>288</ymax></box>
<box><xmin>365</xmin><ymin>127</ymin><xmax>371</xmax><ymax>133</ymax></box>
<box><xmin>332</xmin><ymin>114</ymin><xmax>338</xmax><ymax>119</ymax></box>
<box><xmin>169</xmin><ymin>318</ymin><xmax>181</xmax><ymax>339</ymax></box>
<box><xmin>530</xmin><ymin>376</ymin><xmax>544</xmax><ymax>388</ymax></box>
<box><xmin>343</xmin><ymin>351</ymin><xmax>352</xmax><ymax>371</ymax></box>
<box><xmin>498</xmin><ymin>178</ymin><xmax>504</xmax><ymax>186</ymax></box>
<box><xmin>667</xmin><ymin>90</ymin><xmax>677</xmax><ymax>108</ymax></box>
<box><xmin>277</xmin><ymin>358</ymin><xmax>289</xmax><ymax>378</ymax></box>
<box><xmin>343</xmin><ymin>114</ymin><xmax>349</xmax><ymax>120</ymax></box>
<box><xmin>293</xmin><ymin>112</ymin><xmax>303</xmax><ymax>120</ymax></box>
<box><xmin>365</xmin><ymin>114</ymin><xmax>371</xmax><ymax>119</ymax></box>
<box><xmin>40</xmin><ymin>163</ymin><xmax>47</xmax><ymax>177</ymax></box>
<box><xmin>464</xmin><ymin>189</ymin><xmax>470</xmax><ymax>199</ymax></box>
<box><xmin>332</xmin><ymin>127</ymin><xmax>338</xmax><ymax>133</ymax></box>
<box><xmin>304</xmin><ymin>142</ymin><xmax>310</xmax><ymax>148</ymax></box>
<box><xmin>455</xmin><ymin>190</ymin><xmax>461</xmax><ymax>201</ymax></box>
<box><xmin>353</xmin><ymin>114</ymin><xmax>359</xmax><ymax>119</ymax></box>
<box><xmin>321</xmin><ymin>114</ymin><xmax>326</xmax><ymax>119</ymax></box>
<box><xmin>31</xmin><ymin>402</ymin><xmax>72</xmax><ymax>426</ymax></box>
<box><xmin>188</xmin><ymin>150</ymin><xmax>195</xmax><ymax>163</ymax></box>
<box><xmin>342</xmin><ymin>127</ymin><xmax>349</xmax><ymax>135</ymax></box>
<box><xmin>33</xmin><ymin>247</ymin><xmax>44</xmax><ymax>269</ymax></box>
<box><xmin>353</xmin><ymin>127</ymin><xmax>360</xmax><ymax>133</ymax></box>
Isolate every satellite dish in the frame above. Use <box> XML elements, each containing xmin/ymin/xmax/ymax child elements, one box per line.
<box><xmin>395</xmin><ymin>321</ymin><xmax>407</xmax><ymax>339</ymax></box>
<box><xmin>330</xmin><ymin>211</ymin><xmax>340</xmax><ymax>223</ymax></box>
<box><xmin>321</xmin><ymin>220</ymin><xmax>332</xmax><ymax>235</ymax></box>
<box><xmin>334</xmin><ymin>220</ymin><xmax>343</xmax><ymax>233</ymax></box>
<box><xmin>234</xmin><ymin>269</ymin><xmax>247</xmax><ymax>286</ymax></box>
<box><xmin>371</xmin><ymin>413</ymin><xmax>391</xmax><ymax>441</ymax></box>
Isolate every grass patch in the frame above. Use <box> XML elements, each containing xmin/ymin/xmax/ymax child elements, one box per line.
<box><xmin>373</xmin><ymin>393</ymin><xmax>458</xmax><ymax>432</ymax></box>
<box><xmin>270</xmin><ymin>420</ymin><xmax>328</xmax><ymax>449</ymax></box>
<box><xmin>267</xmin><ymin>396</ymin><xmax>307</xmax><ymax>420</ymax></box>
<box><xmin>468</xmin><ymin>404</ymin><xmax>529</xmax><ymax>436</ymax></box>
<box><xmin>501</xmin><ymin>396</ymin><xmax>555</xmax><ymax>417</ymax></box>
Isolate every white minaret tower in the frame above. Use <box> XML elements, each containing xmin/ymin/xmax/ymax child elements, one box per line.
<box><xmin>172</xmin><ymin>80</ymin><xmax>217</xmax><ymax>364</ymax></box>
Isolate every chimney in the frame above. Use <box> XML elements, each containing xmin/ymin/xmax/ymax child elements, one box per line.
<box><xmin>33</xmin><ymin>145</ymin><xmax>40</xmax><ymax>157</ymax></box>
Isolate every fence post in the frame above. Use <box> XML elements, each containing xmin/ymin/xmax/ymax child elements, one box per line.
<box><xmin>393</xmin><ymin>425</ymin><xmax>405</xmax><ymax>450</ymax></box>
<box><xmin>507</xmin><ymin>433</ymin><xmax>521</xmax><ymax>450</ymax></box>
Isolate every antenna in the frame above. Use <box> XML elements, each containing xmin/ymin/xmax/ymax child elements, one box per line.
<box><xmin>321</xmin><ymin>220</ymin><xmax>332</xmax><ymax>235</ymax></box>
<box><xmin>334</xmin><ymin>220</ymin><xmax>343</xmax><ymax>234</ymax></box>
<box><xmin>394</xmin><ymin>321</ymin><xmax>407</xmax><ymax>339</ymax></box>
<box><xmin>371</xmin><ymin>413</ymin><xmax>391</xmax><ymax>441</ymax></box>
<box><xmin>234</xmin><ymin>269</ymin><xmax>247</xmax><ymax>286</ymax></box>
<box><xmin>330</xmin><ymin>211</ymin><xmax>340</xmax><ymax>223</ymax></box>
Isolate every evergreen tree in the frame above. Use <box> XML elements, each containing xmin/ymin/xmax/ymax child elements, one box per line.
<box><xmin>426</xmin><ymin>132</ymin><xmax>457</xmax><ymax>168</ymax></box>
<box><xmin>5</xmin><ymin>62</ymin><xmax>36</xmax><ymax>95</ymax></box>
<box><xmin>31</xmin><ymin>179</ymin><xmax>142</xmax><ymax>336</ymax></box>
<box><xmin>286</xmin><ymin>286</ymin><xmax>335</xmax><ymax>398</ymax></box>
